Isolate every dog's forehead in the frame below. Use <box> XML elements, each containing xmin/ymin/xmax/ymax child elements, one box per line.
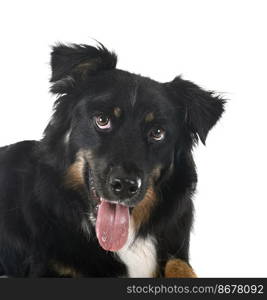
<box><xmin>86</xmin><ymin>71</ymin><xmax>173</xmax><ymax>118</ymax></box>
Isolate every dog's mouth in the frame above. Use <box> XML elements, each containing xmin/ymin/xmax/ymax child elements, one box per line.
<box><xmin>88</xmin><ymin>170</ymin><xmax>130</xmax><ymax>252</ymax></box>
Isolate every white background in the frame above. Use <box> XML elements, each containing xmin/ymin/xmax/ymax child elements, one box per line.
<box><xmin>0</xmin><ymin>0</ymin><xmax>266</xmax><ymax>277</ymax></box>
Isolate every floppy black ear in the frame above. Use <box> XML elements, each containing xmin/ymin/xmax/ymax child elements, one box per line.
<box><xmin>50</xmin><ymin>42</ymin><xmax>117</xmax><ymax>93</ymax></box>
<box><xmin>166</xmin><ymin>76</ymin><xmax>225</xmax><ymax>144</ymax></box>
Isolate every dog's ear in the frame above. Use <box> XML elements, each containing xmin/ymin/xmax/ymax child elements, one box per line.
<box><xmin>166</xmin><ymin>76</ymin><xmax>225</xmax><ymax>145</ymax></box>
<box><xmin>50</xmin><ymin>42</ymin><xmax>117</xmax><ymax>93</ymax></box>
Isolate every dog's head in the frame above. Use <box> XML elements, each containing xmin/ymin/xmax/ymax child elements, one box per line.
<box><xmin>46</xmin><ymin>42</ymin><xmax>225</xmax><ymax>251</ymax></box>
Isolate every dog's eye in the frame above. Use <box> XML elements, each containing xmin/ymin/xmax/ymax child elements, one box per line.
<box><xmin>94</xmin><ymin>114</ymin><xmax>111</xmax><ymax>130</ymax></box>
<box><xmin>149</xmin><ymin>128</ymin><xmax>166</xmax><ymax>142</ymax></box>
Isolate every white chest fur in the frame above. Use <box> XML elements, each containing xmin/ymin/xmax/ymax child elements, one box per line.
<box><xmin>116</xmin><ymin>221</ymin><xmax>157</xmax><ymax>278</ymax></box>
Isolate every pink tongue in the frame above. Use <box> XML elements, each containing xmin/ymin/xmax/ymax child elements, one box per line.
<box><xmin>96</xmin><ymin>200</ymin><xmax>129</xmax><ymax>251</ymax></box>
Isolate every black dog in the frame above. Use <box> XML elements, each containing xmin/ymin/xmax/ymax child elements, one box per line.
<box><xmin>0</xmin><ymin>43</ymin><xmax>224</xmax><ymax>277</ymax></box>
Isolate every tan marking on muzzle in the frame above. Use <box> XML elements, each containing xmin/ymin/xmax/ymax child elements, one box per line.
<box><xmin>132</xmin><ymin>185</ymin><xmax>157</xmax><ymax>230</ymax></box>
<box><xmin>65</xmin><ymin>149</ymin><xmax>94</xmax><ymax>190</ymax></box>
<box><xmin>65</xmin><ymin>153</ymin><xmax>85</xmax><ymax>190</ymax></box>
<box><xmin>132</xmin><ymin>166</ymin><xmax>163</xmax><ymax>230</ymax></box>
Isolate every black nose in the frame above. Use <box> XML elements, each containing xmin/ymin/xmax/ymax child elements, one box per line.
<box><xmin>110</xmin><ymin>176</ymin><xmax>141</xmax><ymax>199</ymax></box>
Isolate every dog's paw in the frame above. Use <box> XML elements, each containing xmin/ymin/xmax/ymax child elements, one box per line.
<box><xmin>164</xmin><ymin>259</ymin><xmax>197</xmax><ymax>278</ymax></box>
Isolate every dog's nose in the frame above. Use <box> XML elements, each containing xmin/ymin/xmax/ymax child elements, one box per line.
<box><xmin>110</xmin><ymin>176</ymin><xmax>141</xmax><ymax>199</ymax></box>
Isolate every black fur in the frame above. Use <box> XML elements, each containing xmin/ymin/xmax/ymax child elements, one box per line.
<box><xmin>0</xmin><ymin>42</ymin><xmax>225</xmax><ymax>277</ymax></box>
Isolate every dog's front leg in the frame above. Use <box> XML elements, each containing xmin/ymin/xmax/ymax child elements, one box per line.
<box><xmin>164</xmin><ymin>258</ymin><xmax>197</xmax><ymax>278</ymax></box>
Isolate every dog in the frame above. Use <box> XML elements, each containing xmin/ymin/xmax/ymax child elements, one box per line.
<box><xmin>0</xmin><ymin>42</ymin><xmax>224</xmax><ymax>277</ymax></box>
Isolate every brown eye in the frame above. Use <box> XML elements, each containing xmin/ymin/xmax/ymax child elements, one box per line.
<box><xmin>94</xmin><ymin>114</ymin><xmax>111</xmax><ymax>130</ymax></box>
<box><xmin>149</xmin><ymin>128</ymin><xmax>165</xmax><ymax>141</ymax></box>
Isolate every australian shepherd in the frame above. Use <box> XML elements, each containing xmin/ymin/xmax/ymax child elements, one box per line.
<box><xmin>0</xmin><ymin>42</ymin><xmax>225</xmax><ymax>277</ymax></box>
